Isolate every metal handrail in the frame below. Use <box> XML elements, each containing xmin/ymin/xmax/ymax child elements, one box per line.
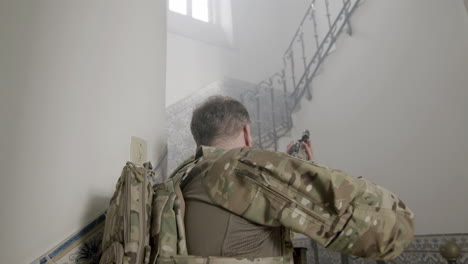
<box><xmin>284</xmin><ymin>2</ymin><xmax>315</xmax><ymax>54</ymax></box>
<box><xmin>292</xmin><ymin>0</ymin><xmax>360</xmax><ymax>111</ymax></box>
<box><xmin>243</xmin><ymin>0</ymin><xmax>362</xmax><ymax>151</ymax></box>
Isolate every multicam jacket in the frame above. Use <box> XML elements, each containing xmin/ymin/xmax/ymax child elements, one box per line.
<box><xmin>183</xmin><ymin>146</ymin><xmax>415</xmax><ymax>261</ymax></box>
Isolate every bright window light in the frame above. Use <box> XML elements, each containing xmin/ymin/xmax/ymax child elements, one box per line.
<box><xmin>169</xmin><ymin>0</ymin><xmax>187</xmax><ymax>15</ymax></box>
<box><xmin>192</xmin><ymin>0</ymin><xmax>210</xmax><ymax>22</ymax></box>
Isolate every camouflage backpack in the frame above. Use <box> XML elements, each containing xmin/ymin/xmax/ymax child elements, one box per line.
<box><xmin>148</xmin><ymin>157</ymin><xmax>296</xmax><ymax>264</ymax></box>
<box><xmin>100</xmin><ymin>162</ymin><xmax>155</xmax><ymax>264</ymax></box>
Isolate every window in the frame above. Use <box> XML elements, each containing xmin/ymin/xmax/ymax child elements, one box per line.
<box><xmin>169</xmin><ymin>0</ymin><xmax>187</xmax><ymax>16</ymax></box>
<box><xmin>167</xmin><ymin>0</ymin><xmax>233</xmax><ymax>47</ymax></box>
<box><xmin>169</xmin><ymin>0</ymin><xmax>211</xmax><ymax>23</ymax></box>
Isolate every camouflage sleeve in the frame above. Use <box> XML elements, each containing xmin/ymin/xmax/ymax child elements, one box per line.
<box><xmin>202</xmin><ymin>147</ymin><xmax>415</xmax><ymax>260</ymax></box>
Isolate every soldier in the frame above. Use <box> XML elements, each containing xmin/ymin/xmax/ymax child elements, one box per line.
<box><xmin>178</xmin><ymin>95</ymin><xmax>414</xmax><ymax>261</ymax></box>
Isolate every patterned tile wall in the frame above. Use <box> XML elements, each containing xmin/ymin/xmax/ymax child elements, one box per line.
<box><xmin>395</xmin><ymin>234</ymin><xmax>468</xmax><ymax>264</ymax></box>
<box><xmin>292</xmin><ymin>234</ymin><xmax>468</xmax><ymax>264</ymax></box>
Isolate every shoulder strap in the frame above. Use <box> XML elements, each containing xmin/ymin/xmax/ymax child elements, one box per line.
<box><xmin>169</xmin><ymin>156</ymin><xmax>195</xmax><ymax>180</ymax></box>
<box><xmin>150</xmin><ymin>158</ymin><xmax>198</xmax><ymax>263</ymax></box>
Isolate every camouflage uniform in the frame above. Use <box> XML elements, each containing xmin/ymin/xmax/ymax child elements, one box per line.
<box><xmin>181</xmin><ymin>146</ymin><xmax>414</xmax><ymax>261</ymax></box>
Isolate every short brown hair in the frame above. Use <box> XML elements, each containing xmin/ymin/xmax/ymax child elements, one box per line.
<box><xmin>190</xmin><ymin>96</ymin><xmax>251</xmax><ymax>146</ymax></box>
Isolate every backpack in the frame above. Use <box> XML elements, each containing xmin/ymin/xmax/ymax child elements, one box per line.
<box><xmin>99</xmin><ymin>155</ymin><xmax>307</xmax><ymax>264</ymax></box>
<box><xmin>100</xmin><ymin>162</ymin><xmax>154</xmax><ymax>264</ymax></box>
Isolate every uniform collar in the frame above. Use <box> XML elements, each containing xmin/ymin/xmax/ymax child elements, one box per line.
<box><xmin>195</xmin><ymin>145</ymin><xmax>227</xmax><ymax>159</ymax></box>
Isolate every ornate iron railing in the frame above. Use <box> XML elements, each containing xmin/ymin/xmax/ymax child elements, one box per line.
<box><xmin>242</xmin><ymin>0</ymin><xmax>362</xmax><ymax>150</ymax></box>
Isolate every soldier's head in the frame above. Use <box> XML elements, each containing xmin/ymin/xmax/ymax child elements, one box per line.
<box><xmin>191</xmin><ymin>95</ymin><xmax>252</xmax><ymax>149</ymax></box>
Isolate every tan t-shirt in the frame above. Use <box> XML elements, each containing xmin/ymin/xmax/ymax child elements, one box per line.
<box><xmin>182</xmin><ymin>172</ymin><xmax>283</xmax><ymax>258</ymax></box>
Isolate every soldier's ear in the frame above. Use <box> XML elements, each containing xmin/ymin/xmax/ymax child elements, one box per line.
<box><xmin>243</xmin><ymin>124</ymin><xmax>253</xmax><ymax>147</ymax></box>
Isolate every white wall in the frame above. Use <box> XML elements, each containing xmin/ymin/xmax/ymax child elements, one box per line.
<box><xmin>0</xmin><ymin>1</ymin><xmax>167</xmax><ymax>263</ymax></box>
<box><xmin>279</xmin><ymin>0</ymin><xmax>468</xmax><ymax>235</ymax></box>
<box><xmin>166</xmin><ymin>0</ymin><xmax>309</xmax><ymax>106</ymax></box>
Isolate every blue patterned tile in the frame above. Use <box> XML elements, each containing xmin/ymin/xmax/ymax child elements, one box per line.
<box><xmin>54</xmin><ymin>229</ymin><xmax>103</xmax><ymax>264</ymax></box>
<box><xmin>31</xmin><ymin>255</ymin><xmax>51</xmax><ymax>264</ymax></box>
<box><xmin>47</xmin><ymin>214</ymin><xmax>105</xmax><ymax>262</ymax></box>
<box><xmin>293</xmin><ymin>233</ymin><xmax>468</xmax><ymax>264</ymax></box>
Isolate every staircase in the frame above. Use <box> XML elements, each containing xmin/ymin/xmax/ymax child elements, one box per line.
<box><xmin>167</xmin><ymin>0</ymin><xmax>363</xmax><ymax>172</ymax></box>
